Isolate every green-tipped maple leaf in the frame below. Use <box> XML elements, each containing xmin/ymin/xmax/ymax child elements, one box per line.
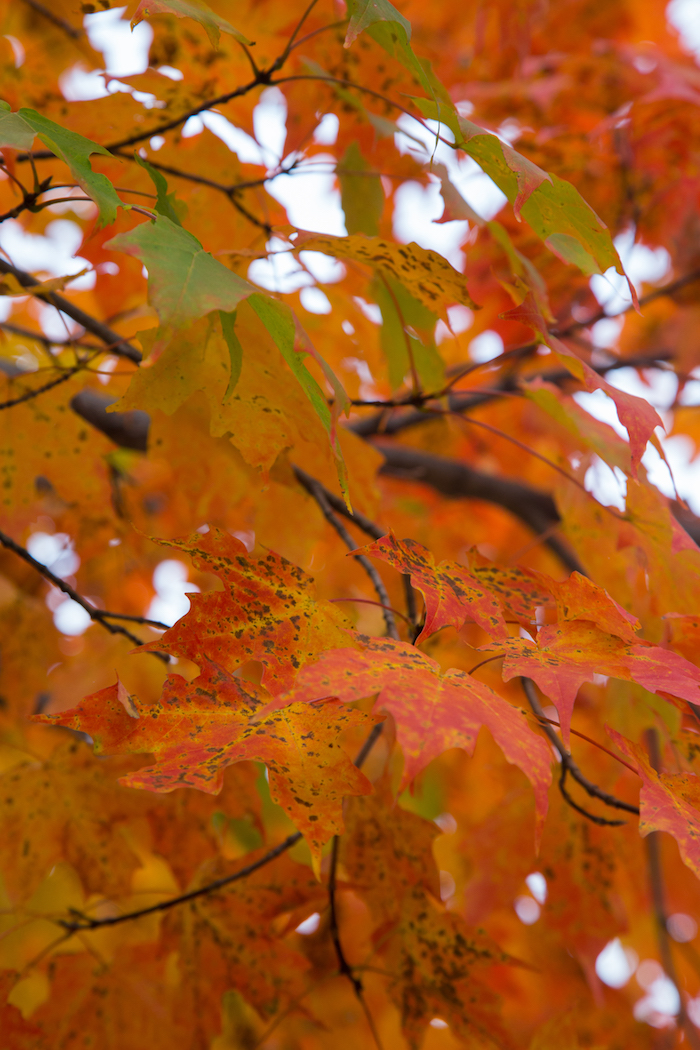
<box><xmin>140</xmin><ymin>528</ymin><xmax>351</xmax><ymax>693</ymax></box>
<box><xmin>276</xmin><ymin>635</ymin><xmax>552</xmax><ymax>844</ymax></box>
<box><xmin>35</xmin><ymin>661</ymin><xmax>377</xmax><ymax>865</ymax></box>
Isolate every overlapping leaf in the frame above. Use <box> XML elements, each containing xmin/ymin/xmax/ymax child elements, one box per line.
<box><xmin>139</xmin><ymin>527</ymin><xmax>351</xmax><ymax>691</ymax></box>
<box><xmin>278</xmin><ymin>635</ymin><xmax>552</xmax><ymax>842</ymax></box>
<box><xmin>356</xmin><ymin>532</ymin><xmax>509</xmax><ymax>641</ymax></box>
<box><xmin>0</xmin><ymin>105</ymin><xmax>122</xmax><ymax>226</ymax></box>
<box><xmin>484</xmin><ymin>621</ymin><xmax>700</xmax><ymax>744</ymax></box>
<box><xmin>131</xmin><ymin>0</ymin><xmax>253</xmax><ymax>47</ymax></box>
<box><xmin>35</xmin><ymin>661</ymin><xmax>376</xmax><ymax>864</ymax></box>
<box><xmin>608</xmin><ymin>729</ymin><xmax>700</xmax><ymax>880</ymax></box>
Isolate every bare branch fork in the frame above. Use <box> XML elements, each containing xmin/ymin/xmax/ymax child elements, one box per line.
<box><xmin>521</xmin><ymin>677</ymin><xmax>639</xmax><ymax>825</ymax></box>
<box><xmin>0</xmin><ymin>528</ymin><xmax>168</xmax><ymax>650</ymax></box>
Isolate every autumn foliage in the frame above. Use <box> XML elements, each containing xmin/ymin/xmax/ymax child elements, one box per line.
<box><xmin>4</xmin><ymin>0</ymin><xmax>700</xmax><ymax>1046</ymax></box>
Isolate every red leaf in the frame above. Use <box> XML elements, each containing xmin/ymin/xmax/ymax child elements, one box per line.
<box><xmin>35</xmin><ymin>661</ymin><xmax>376</xmax><ymax>865</ymax></box>
<box><xmin>485</xmin><ymin>622</ymin><xmax>700</xmax><ymax>744</ymax></box>
<box><xmin>277</xmin><ymin>636</ymin><xmax>552</xmax><ymax>845</ymax></box>
<box><xmin>140</xmin><ymin>527</ymin><xmax>350</xmax><ymax>693</ymax></box>
<box><xmin>608</xmin><ymin>729</ymin><xmax>700</xmax><ymax>880</ymax></box>
<box><xmin>355</xmin><ymin>532</ymin><xmax>509</xmax><ymax>641</ymax></box>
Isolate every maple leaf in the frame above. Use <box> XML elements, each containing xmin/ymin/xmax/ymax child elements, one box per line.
<box><xmin>278</xmin><ymin>635</ymin><xmax>552</xmax><ymax>842</ymax></box>
<box><xmin>356</xmin><ymin>531</ymin><xmax>509</xmax><ymax>641</ymax></box>
<box><xmin>36</xmin><ymin>660</ymin><xmax>376</xmax><ymax>865</ymax></box>
<box><xmin>484</xmin><ymin>621</ymin><xmax>700</xmax><ymax>744</ymax></box>
<box><xmin>608</xmin><ymin>729</ymin><xmax>700</xmax><ymax>880</ymax></box>
<box><xmin>140</xmin><ymin>527</ymin><xmax>351</xmax><ymax>692</ymax></box>
<box><xmin>343</xmin><ymin>783</ymin><xmax>513</xmax><ymax>1050</ymax></box>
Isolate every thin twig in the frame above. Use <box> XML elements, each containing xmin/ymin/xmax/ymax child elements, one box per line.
<box><xmin>328</xmin><ymin>836</ymin><xmax>384</xmax><ymax>1050</ymax></box>
<box><xmin>0</xmin><ymin>367</ymin><xmax>80</xmax><ymax>410</ymax></box>
<box><xmin>521</xmin><ymin>677</ymin><xmax>639</xmax><ymax>822</ymax></box>
<box><xmin>293</xmin><ymin>467</ymin><xmax>400</xmax><ymax>640</ymax></box>
<box><xmin>0</xmin><ymin>527</ymin><xmax>166</xmax><ymax>655</ymax></box>
<box><xmin>0</xmin><ymin>259</ymin><xmax>141</xmax><ymax>363</ymax></box>
<box><xmin>644</xmin><ymin>728</ymin><xmax>700</xmax><ymax>1050</ymax></box>
<box><xmin>292</xmin><ymin>466</ymin><xmax>417</xmax><ymax>626</ymax></box>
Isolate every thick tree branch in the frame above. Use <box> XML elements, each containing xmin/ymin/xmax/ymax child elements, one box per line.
<box><xmin>293</xmin><ymin>467</ymin><xmax>400</xmax><ymax>640</ymax></box>
<box><xmin>522</xmin><ymin>677</ymin><xmax>639</xmax><ymax>825</ymax></box>
<box><xmin>644</xmin><ymin>728</ymin><xmax>700</xmax><ymax>1049</ymax></box>
<box><xmin>377</xmin><ymin>444</ymin><xmax>585</xmax><ymax>574</ymax></box>
<box><xmin>0</xmin><ymin>527</ymin><xmax>168</xmax><ymax>652</ymax></box>
<box><xmin>0</xmin><ymin>259</ymin><xmax>141</xmax><ymax>363</ymax></box>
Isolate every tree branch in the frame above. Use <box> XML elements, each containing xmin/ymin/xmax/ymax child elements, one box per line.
<box><xmin>0</xmin><ymin>259</ymin><xmax>141</xmax><ymax>363</ymax></box>
<box><xmin>0</xmin><ymin>527</ymin><xmax>167</xmax><ymax>654</ymax></box>
<box><xmin>21</xmin><ymin>0</ymin><xmax>82</xmax><ymax>38</ymax></box>
<box><xmin>377</xmin><ymin>445</ymin><xmax>585</xmax><ymax>574</ymax></box>
<box><xmin>522</xmin><ymin>677</ymin><xmax>639</xmax><ymax>824</ymax></box>
<box><xmin>0</xmin><ymin>367</ymin><xmax>80</xmax><ymax>410</ymax></box>
<box><xmin>644</xmin><ymin>727</ymin><xmax>700</xmax><ymax>1049</ymax></box>
<box><xmin>293</xmin><ymin>467</ymin><xmax>400</xmax><ymax>640</ymax></box>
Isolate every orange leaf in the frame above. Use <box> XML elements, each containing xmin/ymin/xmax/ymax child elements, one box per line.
<box><xmin>35</xmin><ymin>661</ymin><xmax>377</xmax><ymax>865</ymax></box>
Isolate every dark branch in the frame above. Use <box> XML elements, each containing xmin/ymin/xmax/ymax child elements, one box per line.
<box><xmin>0</xmin><ymin>259</ymin><xmax>141</xmax><ymax>363</ymax></box>
<box><xmin>377</xmin><ymin>445</ymin><xmax>585</xmax><ymax>574</ymax></box>
<box><xmin>522</xmin><ymin>677</ymin><xmax>639</xmax><ymax>823</ymax></box>
<box><xmin>0</xmin><ymin>527</ymin><xmax>166</xmax><ymax>654</ymax></box>
<box><xmin>0</xmin><ymin>367</ymin><xmax>79</xmax><ymax>410</ymax></box>
<box><xmin>293</xmin><ymin>467</ymin><xmax>400</xmax><ymax>640</ymax></box>
<box><xmin>21</xmin><ymin>0</ymin><xmax>82</xmax><ymax>38</ymax></box>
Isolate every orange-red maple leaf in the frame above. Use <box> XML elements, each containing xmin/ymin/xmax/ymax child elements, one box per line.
<box><xmin>140</xmin><ymin>527</ymin><xmax>350</xmax><ymax>692</ymax></box>
<box><xmin>276</xmin><ymin>635</ymin><xmax>552</xmax><ymax>844</ymax></box>
<box><xmin>356</xmin><ymin>532</ymin><xmax>509</xmax><ymax>641</ymax></box>
<box><xmin>35</xmin><ymin>661</ymin><xmax>377</xmax><ymax>864</ymax></box>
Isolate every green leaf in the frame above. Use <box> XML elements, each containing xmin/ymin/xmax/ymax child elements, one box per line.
<box><xmin>0</xmin><ymin>102</ymin><xmax>36</xmax><ymax>151</ymax></box>
<box><xmin>248</xmin><ymin>294</ymin><xmax>351</xmax><ymax>505</ymax></box>
<box><xmin>414</xmin><ymin>99</ymin><xmax>632</xmax><ymax>288</ymax></box>
<box><xmin>105</xmin><ymin>214</ymin><xmax>255</xmax><ymax>329</ymax></box>
<box><xmin>131</xmin><ymin>0</ymin><xmax>253</xmax><ymax>48</ymax></box>
<box><xmin>16</xmin><ymin>108</ymin><xmax>122</xmax><ymax>227</ymax></box>
<box><xmin>339</xmin><ymin>141</ymin><xmax>384</xmax><ymax>236</ymax></box>
<box><xmin>372</xmin><ymin>274</ymin><xmax>444</xmax><ymax>392</ymax></box>
<box><xmin>220</xmin><ymin>309</ymin><xmax>243</xmax><ymax>400</ymax></box>
<box><xmin>345</xmin><ymin>0</ymin><xmax>434</xmax><ymax>98</ymax></box>
<box><xmin>134</xmin><ymin>153</ymin><xmax>185</xmax><ymax>226</ymax></box>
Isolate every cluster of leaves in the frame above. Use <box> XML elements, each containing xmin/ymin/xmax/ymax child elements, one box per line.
<box><xmin>2</xmin><ymin>0</ymin><xmax>700</xmax><ymax>1046</ymax></box>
